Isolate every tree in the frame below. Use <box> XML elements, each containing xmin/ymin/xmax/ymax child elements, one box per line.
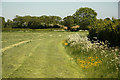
<box><xmin>73</xmin><ymin>7</ymin><xmax>97</xmax><ymax>30</ymax></box>
<box><xmin>39</xmin><ymin>15</ymin><xmax>62</xmax><ymax>28</ymax></box>
<box><xmin>13</xmin><ymin>15</ymin><xmax>24</xmax><ymax>28</ymax></box>
<box><xmin>0</xmin><ymin>17</ymin><xmax>5</xmax><ymax>28</ymax></box>
<box><xmin>5</xmin><ymin>19</ymin><xmax>13</xmax><ymax>28</ymax></box>
<box><xmin>6</xmin><ymin>15</ymin><xmax>62</xmax><ymax>29</ymax></box>
<box><xmin>104</xmin><ymin>17</ymin><xmax>111</xmax><ymax>21</ymax></box>
<box><xmin>63</xmin><ymin>16</ymin><xmax>75</xmax><ymax>30</ymax></box>
<box><xmin>22</xmin><ymin>16</ymin><xmax>33</xmax><ymax>28</ymax></box>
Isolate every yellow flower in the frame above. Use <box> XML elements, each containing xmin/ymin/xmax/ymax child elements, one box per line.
<box><xmin>80</xmin><ymin>64</ymin><xmax>84</xmax><ymax>67</ymax></box>
<box><xmin>98</xmin><ymin>60</ymin><xmax>102</xmax><ymax>63</ymax></box>
<box><xmin>94</xmin><ymin>62</ymin><xmax>99</xmax><ymax>66</ymax></box>
<box><xmin>77</xmin><ymin>56</ymin><xmax>102</xmax><ymax>69</ymax></box>
<box><xmin>91</xmin><ymin>59</ymin><xmax>95</xmax><ymax>61</ymax></box>
<box><xmin>91</xmin><ymin>63</ymin><xmax>93</xmax><ymax>65</ymax></box>
<box><xmin>88</xmin><ymin>57</ymin><xmax>91</xmax><ymax>59</ymax></box>
<box><xmin>64</xmin><ymin>43</ymin><xmax>68</xmax><ymax>46</ymax></box>
<box><xmin>88</xmin><ymin>62</ymin><xmax>90</xmax><ymax>64</ymax></box>
<box><xmin>95</xmin><ymin>62</ymin><xmax>98</xmax><ymax>63</ymax></box>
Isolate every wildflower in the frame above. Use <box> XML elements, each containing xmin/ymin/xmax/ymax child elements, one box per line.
<box><xmin>93</xmin><ymin>37</ymin><xmax>97</xmax><ymax>39</ymax></box>
<box><xmin>80</xmin><ymin>64</ymin><xmax>84</xmax><ymax>67</ymax></box>
<box><xmin>64</xmin><ymin>43</ymin><xmax>68</xmax><ymax>46</ymax></box>
<box><xmin>88</xmin><ymin>62</ymin><xmax>90</xmax><ymax>64</ymax></box>
<box><xmin>94</xmin><ymin>62</ymin><xmax>98</xmax><ymax>66</ymax></box>
<box><xmin>116</xmin><ymin>67</ymin><xmax>118</xmax><ymax>70</ymax></box>
<box><xmin>115</xmin><ymin>49</ymin><xmax>118</xmax><ymax>52</ymax></box>
<box><xmin>91</xmin><ymin>63</ymin><xmax>93</xmax><ymax>65</ymax></box>
<box><xmin>115</xmin><ymin>57</ymin><xmax>118</xmax><ymax>60</ymax></box>
<box><xmin>111</xmin><ymin>59</ymin><xmax>114</xmax><ymax>62</ymax></box>
<box><xmin>91</xmin><ymin>59</ymin><xmax>95</xmax><ymax>61</ymax></box>
<box><xmin>105</xmin><ymin>55</ymin><xmax>108</xmax><ymax>57</ymax></box>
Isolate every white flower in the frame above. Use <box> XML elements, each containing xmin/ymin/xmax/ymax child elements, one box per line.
<box><xmin>115</xmin><ymin>49</ymin><xmax>118</xmax><ymax>52</ymax></box>
<box><xmin>105</xmin><ymin>55</ymin><xmax>108</xmax><ymax>57</ymax></box>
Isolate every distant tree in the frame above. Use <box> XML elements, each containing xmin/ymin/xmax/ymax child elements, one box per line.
<box><xmin>5</xmin><ymin>19</ymin><xmax>13</xmax><ymax>28</ymax></box>
<box><xmin>112</xmin><ymin>17</ymin><xmax>118</xmax><ymax>23</ymax></box>
<box><xmin>40</xmin><ymin>15</ymin><xmax>62</xmax><ymax>28</ymax></box>
<box><xmin>28</xmin><ymin>17</ymin><xmax>40</xmax><ymax>29</ymax></box>
<box><xmin>13</xmin><ymin>15</ymin><xmax>24</xmax><ymax>28</ymax></box>
<box><xmin>22</xmin><ymin>16</ymin><xmax>33</xmax><ymax>28</ymax></box>
<box><xmin>9</xmin><ymin>15</ymin><xmax>62</xmax><ymax>29</ymax></box>
<box><xmin>104</xmin><ymin>17</ymin><xmax>111</xmax><ymax>21</ymax></box>
<box><xmin>0</xmin><ymin>17</ymin><xmax>5</xmax><ymax>28</ymax></box>
<box><xmin>63</xmin><ymin>16</ymin><xmax>75</xmax><ymax>30</ymax></box>
<box><xmin>73</xmin><ymin>7</ymin><xmax>97</xmax><ymax>30</ymax></box>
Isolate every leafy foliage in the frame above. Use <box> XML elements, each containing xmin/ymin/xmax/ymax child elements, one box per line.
<box><xmin>7</xmin><ymin>15</ymin><xmax>62</xmax><ymax>29</ymax></box>
<box><xmin>0</xmin><ymin>17</ymin><xmax>5</xmax><ymax>28</ymax></box>
<box><xmin>88</xmin><ymin>18</ymin><xmax>120</xmax><ymax>47</ymax></box>
<box><xmin>63</xmin><ymin>16</ymin><xmax>75</xmax><ymax>31</ymax></box>
<box><xmin>1</xmin><ymin>7</ymin><xmax>97</xmax><ymax>31</ymax></box>
<box><xmin>73</xmin><ymin>7</ymin><xmax>97</xmax><ymax>30</ymax></box>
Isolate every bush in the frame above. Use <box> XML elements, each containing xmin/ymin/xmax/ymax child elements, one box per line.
<box><xmin>88</xmin><ymin>18</ymin><xmax>120</xmax><ymax>47</ymax></box>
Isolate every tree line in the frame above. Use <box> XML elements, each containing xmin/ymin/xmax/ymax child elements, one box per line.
<box><xmin>0</xmin><ymin>7</ymin><xmax>98</xmax><ymax>30</ymax></box>
<box><xmin>1</xmin><ymin>15</ymin><xmax>62</xmax><ymax>29</ymax></box>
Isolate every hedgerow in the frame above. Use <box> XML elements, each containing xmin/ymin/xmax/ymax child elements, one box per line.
<box><xmin>88</xmin><ymin>18</ymin><xmax>120</xmax><ymax>47</ymax></box>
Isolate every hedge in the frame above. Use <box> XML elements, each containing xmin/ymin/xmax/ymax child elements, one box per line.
<box><xmin>88</xmin><ymin>18</ymin><xmax>120</xmax><ymax>47</ymax></box>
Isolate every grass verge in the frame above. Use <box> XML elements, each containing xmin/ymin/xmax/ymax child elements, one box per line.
<box><xmin>63</xmin><ymin>33</ymin><xmax>119</xmax><ymax>78</ymax></box>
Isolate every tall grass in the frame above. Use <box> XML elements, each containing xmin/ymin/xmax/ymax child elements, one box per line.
<box><xmin>63</xmin><ymin>33</ymin><xmax>119</xmax><ymax>78</ymax></box>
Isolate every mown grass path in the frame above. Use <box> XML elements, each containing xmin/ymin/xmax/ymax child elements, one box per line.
<box><xmin>1</xmin><ymin>40</ymin><xmax>30</xmax><ymax>52</ymax></box>
<box><xmin>2</xmin><ymin>32</ymin><xmax>86</xmax><ymax>78</ymax></box>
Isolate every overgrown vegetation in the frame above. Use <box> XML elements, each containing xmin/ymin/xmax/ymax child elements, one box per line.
<box><xmin>88</xmin><ymin>18</ymin><xmax>120</xmax><ymax>47</ymax></box>
<box><xmin>63</xmin><ymin>33</ymin><xmax>119</xmax><ymax>78</ymax></box>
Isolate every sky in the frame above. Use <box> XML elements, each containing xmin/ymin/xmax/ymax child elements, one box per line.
<box><xmin>0</xmin><ymin>0</ymin><xmax>119</xmax><ymax>21</ymax></box>
<box><xmin>1</xmin><ymin>0</ymin><xmax>120</xmax><ymax>2</ymax></box>
<box><xmin>118</xmin><ymin>1</ymin><xmax>120</xmax><ymax>19</ymax></box>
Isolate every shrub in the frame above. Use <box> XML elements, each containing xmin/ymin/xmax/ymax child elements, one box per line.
<box><xmin>88</xmin><ymin>18</ymin><xmax>120</xmax><ymax>47</ymax></box>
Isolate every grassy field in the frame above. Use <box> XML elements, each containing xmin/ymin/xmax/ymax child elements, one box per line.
<box><xmin>2</xmin><ymin>31</ymin><xmax>86</xmax><ymax>78</ymax></box>
<box><xmin>2</xmin><ymin>31</ymin><xmax>119</xmax><ymax>78</ymax></box>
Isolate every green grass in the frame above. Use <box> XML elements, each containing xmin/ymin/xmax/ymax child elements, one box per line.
<box><xmin>2</xmin><ymin>31</ymin><xmax>119</xmax><ymax>78</ymax></box>
<box><xmin>2</xmin><ymin>31</ymin><xmax>85</xmax><ymax>78</ymax></box>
